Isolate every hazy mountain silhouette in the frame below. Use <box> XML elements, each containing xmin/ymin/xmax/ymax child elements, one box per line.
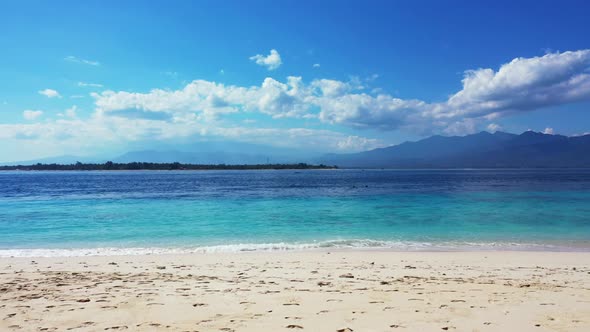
<box><xmin>1</xmin><ymin>141</ymin><xmax>319</xmax><ymax>166</ymax></box>
<box><xmin>3</xmin><ymin>131</ymin><xmax>589</xmax><ymax>168</ymax></box>
<box><xmin>320</xmin><ymin>131</ymin><xmax>590</xmax><ymax>168</ymax></box>
<box><xmin>0</xmin><ymin>155</ymin><xmax>102</xmax><ymax>166</ymax></box>
<box><xmin>112</xmin><ymin>141</ymin><xmax>319</xmax><ymax>165</ymax></box>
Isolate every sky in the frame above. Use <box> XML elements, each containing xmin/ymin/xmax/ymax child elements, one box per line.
<box><xmin>1</xmin><ymin>0</ymin><xmax>589</xmax><ymax>162</ymax></box>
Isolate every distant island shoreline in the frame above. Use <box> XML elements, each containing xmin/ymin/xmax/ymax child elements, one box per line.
<box><xmin>0</xmin><ymin>162</ymin><xmax>337</xmax><ymax>171</ymax></box>
<box><xmin>2</xmin><ymin>165</ymin><xmax>590</xmax><ymax>172</ymax></box>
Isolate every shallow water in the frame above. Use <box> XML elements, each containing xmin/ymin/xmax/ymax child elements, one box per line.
<box><xmin>1</xmin><ymin>169</ymin><xmax>590</xmax><ymax>256</ymax></box>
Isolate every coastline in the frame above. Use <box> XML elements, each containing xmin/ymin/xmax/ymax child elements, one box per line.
<box><xmin>2</xmin><ymin>251</ymin><xmax>589</xmax><ymax>331</ymax></box>
<box><xmin>2</xmin><ymin>239</ymin><xmax>590</xmax><ymax>258</ymax></box>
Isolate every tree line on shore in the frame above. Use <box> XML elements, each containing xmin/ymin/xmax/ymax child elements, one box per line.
<box><xmin>0</xmin><ymin>161</ymin><xmax>338</xmax><ymax>171</ymax></box>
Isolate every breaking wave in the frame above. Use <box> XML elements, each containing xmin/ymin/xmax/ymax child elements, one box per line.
<box><xmin>1</xmin><ymin>239</ymin><xmax>587</xmax><ymax>257</ymax></box>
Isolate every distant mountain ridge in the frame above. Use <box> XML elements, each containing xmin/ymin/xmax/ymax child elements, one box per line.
<box><xmin>0</xmin><ymin>155</ymin><xmax>102</xmax><ymax>166</ymax></box>
<box><xmin>3</xmin><ymin>131</ymin><xmax>589</xmax><ymax>168</ymax></box>
<box><xmin>1</xmin><ymin>141</ymin><xmax>318</xmax><ymax>166</ymax></box>
<box><xmin>320</xmin><ymin>131</ymin><xmax>590</xmax><ymax>168</ymax></box>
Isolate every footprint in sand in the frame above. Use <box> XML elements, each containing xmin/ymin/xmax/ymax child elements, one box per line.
<box><xmin>286</xmin><ymin>325</ymin><xmax>304</xmax><ymax>329</ymax></box>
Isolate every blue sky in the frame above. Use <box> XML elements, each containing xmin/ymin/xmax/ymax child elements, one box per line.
<box><xmin>1</xmin><ymin>0</ymin><xmax>589</xmax><ymax>162</ymax></box>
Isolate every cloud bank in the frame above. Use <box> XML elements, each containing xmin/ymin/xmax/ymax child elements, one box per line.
<box><xmin>4</xmin><ymin>49</ymin><xmax>590</xmax><ymax>159</ymax></box>
<box><xmin>90</xmin><ymin>49</ymin><xmax>590</xmax><ymax>134</ymax></box>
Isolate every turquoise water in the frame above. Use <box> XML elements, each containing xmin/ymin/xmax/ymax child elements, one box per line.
<box><xmin>1</xmin><ymin>169</ymin><xmax>590</xmax><ymax>255</ymax></box>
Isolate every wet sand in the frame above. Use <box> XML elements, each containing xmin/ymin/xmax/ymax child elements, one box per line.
<box><xmin>1</xmin><ymin>251</ymin><xmax>589</xmax><ymax>331</ymax></box>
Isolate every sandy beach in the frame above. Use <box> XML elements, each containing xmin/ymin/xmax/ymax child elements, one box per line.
<box><xmin>1</xmin><ymin>251</ymin><xmax>589</xmax><ymax>331</ymax></box>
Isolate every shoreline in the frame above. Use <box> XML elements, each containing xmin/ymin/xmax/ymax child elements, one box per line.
<box><xmin>3</xmin><ymin>167</ymin><xmax>590</xmax><ymax>170</ymax></box>
<box><xmin>3</xmin><ymin>249</ymin><xmax>590</xmax><ymax>261</ymax></box>
<box><xmin>2</xmin><ymin>241</ymin><xmax>590</xmax><ymax>258</ymax></box>
<box><xmin>1</xmin><ymin>251</ymin><xmax>589</xmax><ymax>331</ymax></box>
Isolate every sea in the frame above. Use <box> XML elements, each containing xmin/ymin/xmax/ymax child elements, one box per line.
<box><xmin>1</xmin><ymin>169</ymin><xmax>590</xmax><ymax>257</ymax></box>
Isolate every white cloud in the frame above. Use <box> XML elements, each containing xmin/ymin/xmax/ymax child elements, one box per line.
<box><xmin>442</xmin><ymin>118</ymin><xmax>478</xmax><ymax>136</ymax></box>
<box><xmin>438</xmin><ymin>50</ymin><xmax>590</xmax><ymax>119</ymax></box>
<box><xmin>315</xmin><ymin>49</ymin><xmax>590</xmax><ymax>133</ymax></box>
<box><xmin>313</xmin><ymin>63</ymin><xmax>321</xmax><ymax>68</ymax></box>
<box><xmin>0</xmin><ymin>116</ymin><xmax>381</xmax><ymax>153</ymax></box>
<box><xmin>336</xmin><ymin>135</ymin><xmax>381</xmax><ymax>151</ymax></box>
<box><xmin>543</xmin><ymin>127</ymin><xmax>555</xmax><ymax>135</ymax></box>
<box><xmin>249</xmin><ymin>49</ymin><xmax>282</xmax><ymax>70</ymax></box>
<box><xmin>38</xmin><ymin>88</ymin><xmax>61</xmax><ymax>98</ymax></box>
<box><xmin>23</xmin><ymin>110</ymin><xmax>43</xmax><ymax>120</ymax></box>
<box><xmin>8</xmin><ymin>49</ymin><xmax>590</xmax><ymax>158</ymax></box>
<box><xmin>311</xmin><ymin>79</ymin><xmax>351</xmax><ymax>97</ymax></box>
<box><xmin>90</xmin><ymin>49</ymin><xmax>590</xmax><ymax>134</ymax></box>
<box><xmin>486</xmin><ymin>123</ymin><xmax>502</xmax><ymax>132</ymax></box>
<box><xmin>78</xmin><ymin>82</ymin><xmax>103</xmax><ymax>88</ymax></box>
<box><xmin>91</xmin><ymin>77</ymin><xmax>418</xmax><ymax>137</ymax></box>
<box><xmin>64</xmin><ymin>55</ymin><xmax>100</xmax><ymax>66</ymax></box>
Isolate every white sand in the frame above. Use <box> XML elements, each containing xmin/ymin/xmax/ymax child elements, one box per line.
<box><xmin>1</xmin><ymin>251</ymin><xmax>589</xmax><ymax>331</ymax></box>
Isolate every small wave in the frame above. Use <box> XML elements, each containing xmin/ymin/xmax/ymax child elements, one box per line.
<box><xmin>0</xmin><ymin>239</ymin><xmax>587</xmax><ymax>257</ymax></box>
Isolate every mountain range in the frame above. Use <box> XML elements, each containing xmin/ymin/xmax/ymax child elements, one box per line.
<box><xmin>3</xmin><ymin>131</ymin><xmax>590</xmax><ymax>168</ymax></box>
<box><xmin>1</xmin><ymin>141</ymin><xmax>318</xmax><ymax>166</ymax></box>
<box><xmin>320</xmin><ymin>131</ymin><xmax>590</xmax><ymax>168</ymax></box>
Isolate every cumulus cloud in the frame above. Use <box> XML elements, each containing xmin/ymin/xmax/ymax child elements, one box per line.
<box><xmin>313</xmin><ymin>63</ymin><xmax>321</xmax><ymax>68</ymax></box>
<box><xmin>90</xmin><ymin>49</ymin><xmax>590</xmax><ymax>135</ymax></box>
<box><xmin>92</xmin><ymin>76</ymin><xmax>312</xmax><ymax>119</ymax></box>
<box><xmin>311</xmin><ymin>79</ymin><xmax>351</xmax><ymax>97</ymax></box>
<box><xmin>250</xmin><ymin>49</ymin><xmax>282</xmax><ymax>70</ymax></box>
<box><xmin>23</xmin><ymin>110</ymin><xmax>43</xmax><ymax>120</ymax></box>
<box><xmin>64</xmin><ymin>55</ymin><xmax>100</xmax><ymax>66</ymax></box>
<box><xmin>9</xmin><ymin>49</ymin><xmax>590</xmax><ymax>155</ymax></box>
<box><xmin>543</xmin><ymin>127</ymin><xmax>555</xmax><ymax>135</ymax></box>
<box><xmin>90</xmin><ymin>76</ymin><xmax>414</xmax><ymax>126</ymax></box>
<box><xmin>437</xmin><ymin>50</ymin><xmax>590</xmax><ymax>120</ymax></box>
<box><xmin>38</xmin><ymin>88</ymin><xmax>61</xmax><ymax>98</ymax></box>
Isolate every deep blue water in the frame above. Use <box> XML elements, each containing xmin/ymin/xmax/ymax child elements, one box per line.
<box><xmin>1</xmin><ymin>169</ymin><xmax>590</xmax><ymax>256</ymax></box>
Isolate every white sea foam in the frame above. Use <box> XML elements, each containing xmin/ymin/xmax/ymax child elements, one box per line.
<box><xmin>0</xmin><ymin>239</ymin><xmax>586</xmax><ymax>257</ymax></box>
